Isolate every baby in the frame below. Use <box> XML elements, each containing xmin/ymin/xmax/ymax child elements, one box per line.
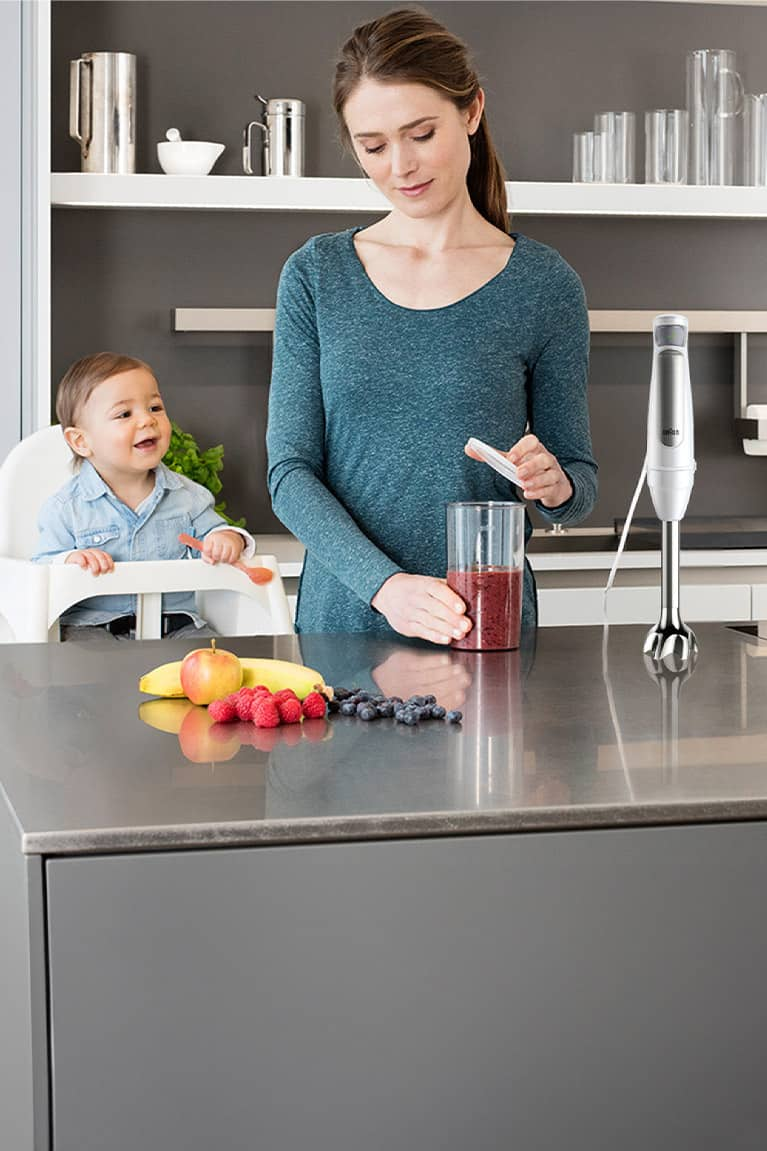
<box><xmin>32</xmin><ymin>352</ymin><xmax>255</xmax><ymax>640</ymax></box>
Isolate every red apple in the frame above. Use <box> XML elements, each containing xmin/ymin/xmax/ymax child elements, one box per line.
<box><xmin>179</xmin><ymin>639</ymin><xmax>242</xmax><ymax>705</ymax></box>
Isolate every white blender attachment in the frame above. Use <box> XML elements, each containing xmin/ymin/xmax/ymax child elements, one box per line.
<box><xmin>643</xmin><ymin>314</ymin><xmax>699</xmax><ymax>669</ymax></box>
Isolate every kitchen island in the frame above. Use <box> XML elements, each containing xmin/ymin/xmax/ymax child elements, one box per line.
<box><xmin>3</xmin><ymin>624</ymin><xmax>767</xmax><ymax>1150</ymax></box>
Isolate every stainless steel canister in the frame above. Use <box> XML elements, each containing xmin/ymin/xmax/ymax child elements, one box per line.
<box><xmin>69</xmin><ymin>51</ymin><xmax>136</xmax><ymax>173</ymax></box>
<box><xmin>243</xmin><ymin>96</ymin><xmax>305</xmax><ymax>176</ymax></box>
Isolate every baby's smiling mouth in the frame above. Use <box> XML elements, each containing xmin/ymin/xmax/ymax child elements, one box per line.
<box><xmin>134</xmin><ymin>437</ymin><xmax>157</xmax><ymax>450</ymax></box>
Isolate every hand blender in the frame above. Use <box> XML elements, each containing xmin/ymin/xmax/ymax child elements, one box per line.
<box><xmin>643</xmin><ymin>314</ymin><xmax>698</xmax><ymax>670</ymax></box>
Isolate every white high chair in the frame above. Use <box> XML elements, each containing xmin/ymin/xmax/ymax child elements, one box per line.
<box><xmin>0</xmin><ymin>425</ymin><xmax>293</xmax><ymax>642</ymax></box>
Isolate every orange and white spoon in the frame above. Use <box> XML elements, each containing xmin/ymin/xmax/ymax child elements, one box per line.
<box><xmin>178</xmin><ymin>532</ymin><xmax>273</xmax><ymax>584</ymax></box>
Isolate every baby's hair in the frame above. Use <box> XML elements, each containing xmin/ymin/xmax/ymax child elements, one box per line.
<box><xmin>56</xmin><ymin>351</ymin><xmax>154</xmax><ymax>430</ymax></box>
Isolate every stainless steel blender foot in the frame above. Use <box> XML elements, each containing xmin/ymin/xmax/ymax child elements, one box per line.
<box><xmin>643</xmin><ymin>621</ymin><xmax>698</xmax><ymax>672</ymax></box>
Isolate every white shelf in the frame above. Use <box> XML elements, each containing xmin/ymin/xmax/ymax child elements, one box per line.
<box><xmin>51</xmin><ymin>173</ymin><xmax>767</xmax><ymax>218</ymax></box>
<box><xmin>172</xmin><ymin>308</ymin><xmax>767</xmax><ymax>334</ymax></box>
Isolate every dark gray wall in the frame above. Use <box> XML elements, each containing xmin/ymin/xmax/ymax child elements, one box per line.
<box><xmin>51</xmin><ymin>2</ymin><xmax>767</xmax><ymax>531</ymax></box>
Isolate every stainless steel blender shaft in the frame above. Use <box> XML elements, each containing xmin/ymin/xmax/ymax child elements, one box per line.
<box><xmin>643</xmin><ymin>520</ymin><xmax>698</xmax><ymax>670</ymax></box>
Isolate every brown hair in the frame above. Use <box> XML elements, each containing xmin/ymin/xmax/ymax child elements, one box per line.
<box><xmin>333</xmin><ymin>7</ymin><xmax>509</xmax><ymax>233</ymax></box>
<box><xmin>56</xmin><ymin>352</ymin><xmax>154</xmax><ymax>430</ymax></box>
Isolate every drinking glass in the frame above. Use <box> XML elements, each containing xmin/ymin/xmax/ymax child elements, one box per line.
<box><xmin>572</xmin><ymin>130</ymin><xmax>594</xmax><ymax>182</ymax></box>
<box><xmin>612</xmin><ymin>112</ymin><xmax>636</xmax><ymax>183</ymax></box>
<box><xmin>743</xmin><ymin>94</ymin><xmax>767</xmax><ymax>186</ymax></box>
<box><xmin>593</xmin><ymin>112</ymin><xmax>636</xmax><ymax>182</ymax></box>
<box><xmin>645</xmin><ymin>109</ymin><xmax>689</xmax><ymax>183</ymax></box>
<box><xmin>446</xmin><ymin>502</ymin><xmax>525</xmax><ymax>651</ymax></box>
<box><xmin>593</xmin><ymin>113</ymin><xmax>615</xmax><ymax>181</ymax></box>
<box><xmin>686</xmin><ymin>48</ymin><xmax>744</xmax><ymax>185</ymax></box>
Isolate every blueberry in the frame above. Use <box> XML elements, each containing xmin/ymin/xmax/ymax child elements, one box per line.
<box><xmin>395</xmin><ymin>708</ymin><xmax>415</xmax><ymax>724</ymax></box>
<box><xmin>390</xmin><ymin>697</ymin><xmax>403</xmax><ymax>707</ymax></box>
<box><xmin>334</xmin><ymin>687</ymin><xmax>352</xmax><ymax>701</ymax></box>
<box><xmin>431</xmin><ymin>705</ymin><xmax>446</xmax><ymax>720</ymax></box>
<box><xmin>415</xmin><ymin>706</ymin><xmax>432</xmax><ymax>721</ymax></box>
<box><xmin>409</xmin><ymin>695</ymin><xmax>427</xmax><ymax>707</ymax></box>
<box><xmin>424</xmin><ymin>694</ymin><xmax>437</xmax><ymax>705</ymax></box>
<box><xmin>358</xmin><ymin>705</ymin><xmax>377</xmax><ymax>721</ymax></box>
<box><xmin>355</xmin><ymin>691</ymin><xmax>372</xmax><ymax>702</ymax></box>
<box><xmin>377</xmin><ymin>702</ymin><xmax>395</xmax><ymax>717</ymax></box>
<box><xmin>327</xmin><ymin>699</ymin><xmax>340</xmax><ymax>714</ymax></box>
<box><xmin>340</xmin><ymin>701</ymin><xmax>358</xmax><ymax>716</ymax></box>
<box><xmin>446</xmin><ymin>710</ymin><xmax>463</xmax><ymax>724</ymax></box>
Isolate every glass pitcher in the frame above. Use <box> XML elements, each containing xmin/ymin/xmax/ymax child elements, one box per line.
<box><xmin>686</xmin><ymin>48</ymin><xmax>744</xmax><ymax>185</ymax></box>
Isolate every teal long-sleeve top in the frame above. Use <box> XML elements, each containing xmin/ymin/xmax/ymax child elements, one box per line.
<box><xmin>267</xmin><ymin>227</ymin><xmax>597</xmax><ymax>634</ymax></box>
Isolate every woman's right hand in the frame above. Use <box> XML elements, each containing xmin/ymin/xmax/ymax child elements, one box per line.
<box><xmin>65</xmin><ymin>549</ymin><xmax>115</xmax><ymax>575</ymax></box>
<box><xmin>371</xmin><ymin>573</ymin><xmax>471</xmax><ymax>646</ymax></box>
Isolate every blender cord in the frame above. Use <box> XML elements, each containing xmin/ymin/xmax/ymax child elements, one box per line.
<box><xmin>603</xmin><ymin>453</ymin><xmax>648</xmax><ymax>619</ymax></box>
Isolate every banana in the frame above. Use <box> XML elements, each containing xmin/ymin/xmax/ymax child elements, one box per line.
<box><xmin>138</xmin><ymin>698</ymin><xmax>196</xmax><ymax>734</ymax></box>
<box><xmin>139</xmin><ymin>656</ymin><xmax>330</xmax><ymax>700</ymax></box>
<box><xmin>138</xmin><ymin>660</ymin><xmax>187</xmax><ymax>698</ymax></box>
<box><xmin>240</xmin><ymin>658</ymin><xmax>331</xmax><ymax>699</ymax></box>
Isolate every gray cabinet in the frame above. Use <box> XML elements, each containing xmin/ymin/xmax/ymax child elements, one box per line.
<box><xmin>43</xmin><ymin>824</ymin><xmax>767</xmax><ymax>1151</ymax></box>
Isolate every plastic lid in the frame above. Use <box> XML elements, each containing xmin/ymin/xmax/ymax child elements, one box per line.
<box><xmin>465</xmin><ymin>437</ymin><xmax>522</xmax><ymax>487</ymax></box>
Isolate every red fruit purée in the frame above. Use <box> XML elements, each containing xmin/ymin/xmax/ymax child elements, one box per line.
<box><xmin>447</xmin><ymin>566</ymin><xmax>522</xmax><ymax>651</ymax></box>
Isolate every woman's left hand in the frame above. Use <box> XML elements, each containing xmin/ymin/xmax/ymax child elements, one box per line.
<box><xmin>467</xmin><ymin>434</ymin><xmax>572</xmax><ymax>508</ymax></box>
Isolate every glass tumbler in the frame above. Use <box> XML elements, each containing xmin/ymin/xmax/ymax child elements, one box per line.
<box><xmin>593</xmin><ymin>112</ymin><xmax>615</xmax><ymax>181</ymax></box>
<box><xmin>743</xmin><ymin>94</ymin><xmax>767</xmax><ymax>186</ymax></box>
<box><xmin>572</xmin><ymin>130</ymin><xmax>594</xmax><ymax>182</ymax></box>
<box><xmin>446</xmin><ymin>502</ymin><xmax>525</xmax><ymax>651</ymax></box>
<box><xmin>645</xmin><ymin>109</ymin><xmax>689</xmax><ymax>183</ymax></box>
<box><xmin>593</xmin><ymin>111</ymin><xmax>636</xmax><ymax>182</ymax></box>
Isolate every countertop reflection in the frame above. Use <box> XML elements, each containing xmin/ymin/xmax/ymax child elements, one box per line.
<box><xmin>2</xmin><ymin>624</ymin><xmax>767</xmax><ymax>856</ymax></box>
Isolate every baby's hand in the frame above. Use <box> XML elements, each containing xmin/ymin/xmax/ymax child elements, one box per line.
<box><xmin>201</xmin><ymin>530</ymin><xmax>245</xmax><ymax>565</ymax></box>
<box><xmin>65</xmin><ymin>549</ymin><xmax>115</xmax><ymax>575</ymax></box>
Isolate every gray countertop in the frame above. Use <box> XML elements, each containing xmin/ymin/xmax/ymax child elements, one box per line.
<box><xmin>3</xmin><ymin>624</ymin><xmax>767</xmax><ymax>856</ymax></box>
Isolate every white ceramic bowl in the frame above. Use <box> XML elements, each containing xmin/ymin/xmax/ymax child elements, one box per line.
<box><xmin>157</xmin><ymin>141</ymin><xmax>225</xmax><ymax>176</ymax></box>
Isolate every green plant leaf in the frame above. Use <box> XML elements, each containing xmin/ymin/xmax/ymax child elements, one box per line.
<box><xmin>163</xmin><ymin>421</ymin><xmax>246</xmax><ymax>529</ymax></box>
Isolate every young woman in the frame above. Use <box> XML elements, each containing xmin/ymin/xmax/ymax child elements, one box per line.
<box><xmin>267</xmin><ymin>7</ymin><xmax>597</xmax><ymax>643</ymax></box>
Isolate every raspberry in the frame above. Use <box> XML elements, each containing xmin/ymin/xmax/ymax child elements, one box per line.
<box><xmin>252</xmin><ymin>684</ymin><xmax>272</xmax><ymax>694</ymax></box>
<box><xmin>235</xmin><ymin>688</ymin><xmax>258</xmax><ymax>721</ymax></box>
<box><xmin>273</xmin><ymin>688</ymin><xmax>299</xmax><ymax>703</ymax></box>
<box><xmin>208</xmin><ymin>697</ymin><xmax>238</xmax><ymax>723</ymax></box>
<box><xmin>301</xmin><ymin>691</ymin><xmax>327</xmax><ymax>719</ymax></box>
<box><xmin>276</xmin><ymin>696</ymin><xmax>302</xmax><ymax>724</ymax></box>
<box><xmin>251</xmin><ymin>695</ymin><xmax>281</xmax><ymax>728</ymax></box>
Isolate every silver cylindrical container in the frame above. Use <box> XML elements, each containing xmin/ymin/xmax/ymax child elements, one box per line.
<box><xmin>69</xmin><ymin>52</ymin><xmax>136</xmax><ymax>173</ymax></box>
<box><xmin>263</xmin><ymin>97</ymin><xmax>305</xmax><ymax>176</ymax></box>
<box><xmin>244</xmin><ymin>96</ymin><xmax>305</xmax><ymax>176</ymax></box>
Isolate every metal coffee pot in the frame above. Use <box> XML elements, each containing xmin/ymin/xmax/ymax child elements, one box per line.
<box><xmin>243</xmin><ymin>95</ymin><xmax>305</xmax><ymax>176</ymax></box>
<box><xmin>69</xmin><ymin>51</ymin><xmax>136</xmax><ymax>174</ymax></box>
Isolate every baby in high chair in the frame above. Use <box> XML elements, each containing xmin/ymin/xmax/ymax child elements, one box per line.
<box><xmin>32</xmin><ymin>352</ymin><xmax>255</xmax><ymax>641</ymax></box>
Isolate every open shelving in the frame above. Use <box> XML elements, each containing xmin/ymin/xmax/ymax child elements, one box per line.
<box><xmin>51</xmin><ymin>173</ymin><xmax>767</xmax><ymax>218</ymax></box>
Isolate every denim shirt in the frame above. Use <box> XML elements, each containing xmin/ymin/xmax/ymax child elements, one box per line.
<box><xmin>32</xmin><ymin>460</ymin><xmax>255</xmax><ymax>627</ymax></box>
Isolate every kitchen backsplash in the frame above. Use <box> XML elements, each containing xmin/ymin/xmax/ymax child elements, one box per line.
<box><xmin>51</xmin><ymin>1</ymin><xmax>767</xmax><ymax>533</ymax></box>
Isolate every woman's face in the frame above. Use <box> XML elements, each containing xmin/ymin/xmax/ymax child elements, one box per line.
<box><xmin>343</xmin><ymin>78</ymin><xmax>483</xmax><ymax>218</ymax></box>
